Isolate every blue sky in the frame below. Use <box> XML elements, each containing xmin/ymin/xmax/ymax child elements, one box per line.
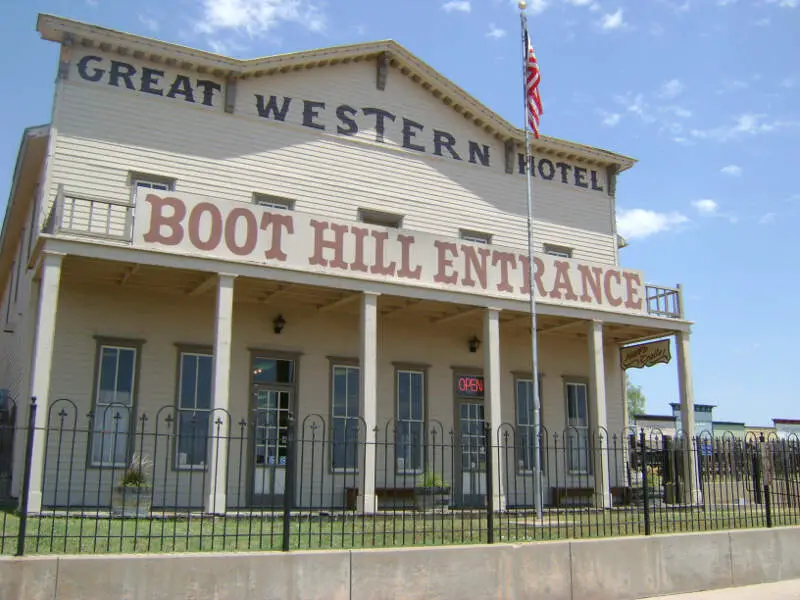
<box><xmin>1</xmin><ymin>0</ymin><xmax>798</xmax><ymax>426</ymax></box>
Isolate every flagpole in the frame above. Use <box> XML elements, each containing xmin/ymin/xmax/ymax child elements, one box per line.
<box><xmin>518</xmin><ymin>0</ymin><xmax>543</xmax><ymax>521</ymax></box>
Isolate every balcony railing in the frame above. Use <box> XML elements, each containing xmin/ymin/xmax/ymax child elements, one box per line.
<box><xmin>40</xmin><ymin>188</ymin><xmax>685</xmax><ymax>319</ymax></box>
<box><xmin>646</xmin><ymin>284</ymin><xmax>682</xmax><ymax>319</ymax></box>
<box><xmin>43</xmin><ymin>185</ymin><xmax>133</xmax><ymax>242</ymax></box>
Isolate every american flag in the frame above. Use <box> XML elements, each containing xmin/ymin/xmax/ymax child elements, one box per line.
<box><xmin>524</xmin><ymin>30</ymin><xmax>543</xmax><ymax>138</ymax></box>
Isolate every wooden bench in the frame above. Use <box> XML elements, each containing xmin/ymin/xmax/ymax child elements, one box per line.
<box><xmin>345</xmin><ymin>487</ymin><xmax>416</xmax><ymax>510</ymax></box>
<box><xmin>551</xmin><ymin>486</ymin><xmax>632</xmax><ymax>507</ymax></box>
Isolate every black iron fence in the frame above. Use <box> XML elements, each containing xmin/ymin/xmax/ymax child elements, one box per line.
<box><xmin>2</xmin><ymin>398</ymin><xmax>800</xmax><ymax>555</ymax></box>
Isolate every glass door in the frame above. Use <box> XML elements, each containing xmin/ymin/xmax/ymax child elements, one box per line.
<box><xmin>251</xmin><ymin>386</ymin><xmax>292</xmax><ymax>508</ymax></box>
<box><xmin>455</xmin><ymin>401</ymin><xmax>487</xmax><ymax>508</ymax></box>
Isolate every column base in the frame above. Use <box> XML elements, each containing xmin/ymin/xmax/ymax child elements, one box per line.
<box><xmin>594</xmin><ymin>490</ymin><xmax>612</xmax><ymax>509</ymax></box>
<box><xmin>358</xmin><ymin>493</ymin><xmax>377</xmax><ymax>514</ymax></box>
<box><xmin>205</xmin><ymin>493</ymin><xmax>227</xmax><ymax>516</ymax></box>
<box><xmin>24</xmin><ymin>490</ymin><xmax>43</xmax><ymax>515</ymax></box>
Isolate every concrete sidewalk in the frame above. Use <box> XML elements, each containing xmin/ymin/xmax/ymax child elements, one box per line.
<box><xmin>642</xmin><ymin>579</ymin><xmax>800</xmax><ymax>599</ymax></box>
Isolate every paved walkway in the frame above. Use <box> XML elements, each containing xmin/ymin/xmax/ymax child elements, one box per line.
<box><xmin>642</xmin><ymin>579</ymin><xmax>800</xmax><ymax>599</ymax></box>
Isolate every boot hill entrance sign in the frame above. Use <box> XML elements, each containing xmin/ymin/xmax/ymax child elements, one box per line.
<box><xmin>134</xmin><ymin>191</ymin><xmax>648</xmax><ymax>314</ymax></box>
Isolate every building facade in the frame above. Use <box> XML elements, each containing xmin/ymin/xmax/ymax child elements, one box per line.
<box><xmin>0</xmin><ymin>14</ymin><xmax>696</xmax><ymax>514</ymax></box>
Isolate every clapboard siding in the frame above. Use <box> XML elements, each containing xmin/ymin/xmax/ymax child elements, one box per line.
<box><xmin>45</xmin><ymin>53</ymin><xmax>618</xmax><ymax>264</ymax></box>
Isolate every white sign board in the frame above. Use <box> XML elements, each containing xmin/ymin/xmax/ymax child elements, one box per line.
<box><xmin>132</xmin><ymin>191</ymin><xmax>648</xmax><ymax>314</ymax></box>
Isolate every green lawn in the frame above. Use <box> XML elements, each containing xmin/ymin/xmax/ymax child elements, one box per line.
<box><xmin>2</xmin><ymin>504</ymin><xmax>798</xmax><ymax>555</ymax></box>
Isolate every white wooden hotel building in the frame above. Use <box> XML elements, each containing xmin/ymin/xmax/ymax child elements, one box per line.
<box><xmin>0</xmin><ymin>14</ymin><xmax>697</xmax><ymax>514</ymax></box>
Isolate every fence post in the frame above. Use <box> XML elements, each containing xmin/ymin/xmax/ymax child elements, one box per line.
<box><xmin>640</xmin><ymin>430</ymin><xmax>650</xmax><ymax>536</ymax></box>
<box><xmin>484</xmin><ymin>422</ymin><xmax>494</xmax><ymax>544</ymax></box>
<box><xmin>16</xmin><ymin>398</ymin><xmax>38</xmax><ymax>557</ymax></box>
<box><xmin>281</xmin><ymin>412</ymin><xmax>296</xmax><ymax>552</ymax></box>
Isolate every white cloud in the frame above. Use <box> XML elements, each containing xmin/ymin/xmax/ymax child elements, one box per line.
<box><xmin>443</xmin><ymin>1</ymin><xmax>471</xmax><ymax>12</ymax></box>
<box><xmin>602</xmin><ymin>112</ymin><xmax>622</xmax><ymax>126</ymax></box>
<box><xmin>487</xmin><ymin>24</ymin><xmax>506</xmax><ymax>38</ymax></box>
<box><xmin>718</xmin><ymin>0</ymin><xmax>736</xmax><ymax>4</ymax></box>
<box><xmin>721</xmin><ymin>164</ymin><xmax>742</xmax><ymax>176</ymax></box>
<box><xmin>663</xmin><ymin>105</ymin><xmax>692</xmax><ymax>118</ymax></box>
<box><xmin>692</xmin><ymin>199</ymin><xmax>719</xmax><ymax>214</ymax></box>
<box><xmin>755</xmin><ymin>16</ymin><xmax>771</xmax><ymax>25</ymax></box>
<box><xmin>763</xmin><ymin>0</ymin><xmax>798</xmax><ymax>7</ymax></box>
<box><xmin>521</xmin><ymin>0</ymin><xmax>550</xmax><ymax>14</ymax></box>
<box><xmin>659</xmin><ymin>0</ymin><xmax>691</xmax><ymax>12</ymax></box>
<box><xmin>195</xmin><ymin>0</ymin><xmax>326</xmax><ymax>37</ymax></box>
<box><xmin>659</xmin><ymin>78</ymin><xmax>684</xmax><ymax>99</ymax></box>
<box><xmin>690</xmin><ymin>113</ymin><xmax>800</xmax><ymax>141</ymax></box>
<box><xmin>600</xmin><ymin>8</ymin><xmax>627</xmax><ymax>30</ymax></box>
<box><xmin>564</xmin><ymin>0</ymin><xmax>599</xmax><ymax>7</ymax></box>
<box><xmin>780</xmin><ymin>77</ymin><xmax>797</xmax><ymax>88</ymax></box>
<box><xmin>759</xmin><ymin>212</ymin><xmax>777</xmax><ymax>224</ymax></box>
<box><xmin>138</xmin><ymin>14</ymin><xmax>159</xmax><ymax>33</ymax></box>
<box><xmin>616</xmin><ymin>208</ymin><xmax>689</xmax><ymax>240</ymax></box>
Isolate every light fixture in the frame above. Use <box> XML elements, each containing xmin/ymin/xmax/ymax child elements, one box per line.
<box><xmin>273</xmin><ymin>314</ymin><xmax>286</xmax><ymax>334</ymax></box>
<box><xmin>468</xmin><ymin>335</ymin><xmax>481</xmax><ymax>353</ymax></box>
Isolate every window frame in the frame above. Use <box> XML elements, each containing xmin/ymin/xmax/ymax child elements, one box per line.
<box><xmin>330</xmin><ymin>360</ymin><xmax>361</xmax><ymax>473</ymax></box>
<box><xmin>563</xmin><ymin>377</ymin><xmax>591</xmax><ymax>475</ymax></box>
<box><xmin>130</xmin><ymin>172</ymin><xmax>175</xmax><ymax>202</ymax></box>
<box><xmin>358</xmin><ymin>208</ymin><xmax>404</xmax><ymax>229</ymax></box>
<box><xmin>513</xmin><ymin>374</ymin><xmax>544</xmax><ymax>475</ymax></box>
<box><xmin>394</xmin><ymin>365</ymin><xmax>428</xmax><ymax>475</ymax></box>
<box><xmin>253</xmin><ymin>193</ymin><xmax>295</xmax><ymax>211</ymax></box>
<box><xmin>173</xmin><ymin>346</ymin><xmax>214</xmax><ymax>472</ymax></box>
<box><xmin>87</xmin><ymin>337</ymin><xmax>144</xmax><ymax>469</ymax></box>
<box><xmin>459</xmin><ymin>229</ymin><xmax>492</xmax><ymax>245</ymax></box>
<box><xmin>544</xmin><ymin>244</ymin><xmax>573</xmax><ymax>259</ymax></box>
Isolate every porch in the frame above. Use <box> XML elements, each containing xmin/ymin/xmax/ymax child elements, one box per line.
<box><xmin>16</xmin><ymin>252</ymin><xmax>691</xmax><ymax>515</ymax></box>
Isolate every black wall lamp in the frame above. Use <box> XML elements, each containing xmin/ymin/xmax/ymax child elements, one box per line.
<box><xmin>468</xmin><ymin>335</ymin><xmax>481</xmax><ymax>353</ymax></box>
<box><xmin>273</xmin><ymin>314</ymin><xmax>286</xmax><ymax>334</ymax></box>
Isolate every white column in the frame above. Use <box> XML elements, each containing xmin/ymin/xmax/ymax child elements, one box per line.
<box><xmin>205</xmin><ymin>273</ymin><xmax>236</xmax><ymax>514</ymax></box>
<box><xmin>588</xmin><ymin>320</ymin><xmax>612</xmax><ymax>508</ymax></box>
<box><xmin>360</xmin><ymin>292</ymin><xmax>379</xmax><ymax>514</ymax></box>
<box><xmin>26</xmin><ymin>251</ymin><xmax>64</xmax><ymax>514</ymax></box>
<box><xmin>483</xmin><ymin>308</ymin><xmax>506</xmax><ymax>511</ymax></box>
<box><xmin>676</xmin><ymin>330</ymin><xmax>701</xmax><ymax>504</ymax></box>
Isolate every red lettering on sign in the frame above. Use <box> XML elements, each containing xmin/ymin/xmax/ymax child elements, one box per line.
<box><xmin>142</xmin><ymin>194</ymin><xmax>185</xmax><ymax>246</ymax></box>
<box><xmin>457</xmin><ymin>376</ymin><xmax>484</xmax><ymax>395</ymax></box>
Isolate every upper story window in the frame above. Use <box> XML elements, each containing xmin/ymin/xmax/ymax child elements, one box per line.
<box><xmin>358</xmin><ymin>208</ymin><xmax>403</xmax><ymax>229</ymax></box>
<box><xmin>254</xmin><ymin>193</ymin><xmax>294</xmax><ymax>211</ymax></box>
<box><xmin>130</xmin><ymin>172</ymin><xmax>175</xmax><ymax>201</ymax></box>
<box><xmin>460</xmin><ymin>229</ymin><xmax>492</xmax><ymax>244</ymax></box>
<box><xmin>544</xmin><ymin>244</ymin><xmax>573</xmax><ymax>259</ymax></box>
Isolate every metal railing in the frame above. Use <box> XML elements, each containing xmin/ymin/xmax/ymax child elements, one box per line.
<box><xmin>2</xmin><ymin>398</ymin><xmax>799</xmax><ymax>555</ymax></box>
<box><xmin>42</xmin><ymin>185</ymin><xmax>133</xmax><ymax>242</ymax></box>
<box><xmin>646</xmin><ymin>284</ymin><xmax>683</xmax><ymax>319</ymax></box>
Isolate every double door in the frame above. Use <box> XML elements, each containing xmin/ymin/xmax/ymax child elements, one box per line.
<box><xmin>251</xmin><ymin>386</ymin><xmax>292</xmax><ymax>508</ymax></box>
<box><xmin>455</xmin><ymin>400</ymin><xmax>487</xmax><ymax>508</ymax></box>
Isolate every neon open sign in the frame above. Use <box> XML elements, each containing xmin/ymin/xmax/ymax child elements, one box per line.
<box><xmin>457</xmin><ymin>375</ymin><xmax>484</xmax><ymax>397</ymax></box>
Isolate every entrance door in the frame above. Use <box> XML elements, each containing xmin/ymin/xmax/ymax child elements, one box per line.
<box><xmin>455</xmin><ymin>401</ymin><xmax>487</xmax><ymax>508</ymax></box>
<box><xmin>252</xmin><ymin>386</ymin><xmax>292</xmax><ymax>508</ymax></box>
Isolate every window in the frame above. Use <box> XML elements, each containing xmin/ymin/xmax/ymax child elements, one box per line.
<box><xmin>131</xmin><ymin>173</ymin><xmax>174</xmax><ymax>200</ymax></box>
<box><xmin>460</xmin><ymin>229</ymin><xmax>492</xmax><ymax>244</ymax></box>
<box><xmin>254</xmin><ymin>193</ymin><xmax>294</xmax><ymax>211</ymax></box>
<box><xmin>331</xmin><ymin>364</ymin><xmax>360</xmax><ymax>471</ymax></box>
<box><xmin>565</xmin><ymin>381</ymin><xmax>590</xmax><ymax>473</ymax></box>
<box><xmin>176</xmin><ymin>352</ymin><xmax>213</xmax><ymax>470</ymax></box>
<box><xmin>358</xmin><ymin>208</ymin><xmax>403</xmax><ymax>228</ymax></box>
<box><xmin>396</xmin><ymin>370</ymin><xmax>425</xmax><ymax>473</ymax></box>
<box><xmin>515</xmin><ymin>378</ymin><xmax>543</xmax><ymax>473</ymax></box>
<box><xmin>91</xmin><ymin>344</ymin><xmax>138</xmax><ymax>467</ymax></box>
<box><xmin>544</xmin><ymin>244</ymin><xmax>573</xmax><ymax>259</ymax></box>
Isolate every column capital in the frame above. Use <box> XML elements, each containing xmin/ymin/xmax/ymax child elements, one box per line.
<box><xmin>217</xmin><ymin>272</ymin><xmax>238</xmax><ymax>281</ymax></box>
<box><xmin>362</xmin><ymin>291</ymin><xmax>381</xmax><ymax>298</ymax></box>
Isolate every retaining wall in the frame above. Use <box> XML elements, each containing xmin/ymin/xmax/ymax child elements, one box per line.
<box><xmin>3</xmin><ymin>527</ymin><xmax>800</xmax><ymax>600</ymax></box>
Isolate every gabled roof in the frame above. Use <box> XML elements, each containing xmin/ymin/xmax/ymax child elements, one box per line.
<box><xmin>36</xmin><ymin>13</ymin><xmax>636</xmax><ymax>171</ymax></box>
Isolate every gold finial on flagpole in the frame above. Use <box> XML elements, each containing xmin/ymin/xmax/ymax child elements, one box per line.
<box><xmin>518</xmin><ymin>0</ymin><xmax>527</xmax><ymax>8</ymax></box>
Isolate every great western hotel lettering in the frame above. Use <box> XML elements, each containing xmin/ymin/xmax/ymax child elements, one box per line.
<box><xmin>73</xmin><ymin>54</ymin><xmax>605</xmax><ymax>191</ymax></box>
<box><xmin>133</xmin><ymin>192</ymin><xmax>646</xmax><ymax>314</ymax></box>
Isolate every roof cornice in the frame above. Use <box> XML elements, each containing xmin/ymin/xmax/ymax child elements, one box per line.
<box><xmin>36</xmin><ymin>13</ymin><xmax>637</xmax><ymax>170</ymax></box>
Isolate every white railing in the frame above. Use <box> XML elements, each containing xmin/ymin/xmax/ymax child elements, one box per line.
<box><xmin>42</xmin><ymin>185</ymin><xmax>133</xmax><ymax>242</ymax></box>
<box><xmin>645</xmin><ymin>284</ymin><xmax>682</xmax><ymax>319</ymax></box>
